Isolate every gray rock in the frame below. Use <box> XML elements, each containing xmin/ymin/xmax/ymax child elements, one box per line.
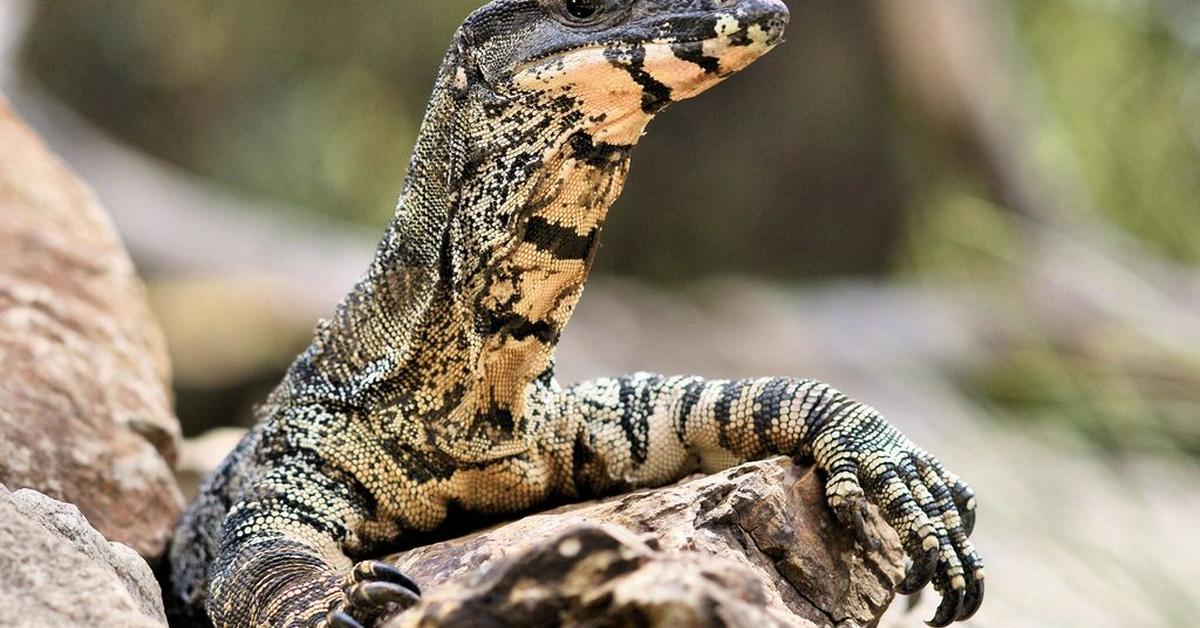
<box><xmin>0</xmin><ymin>484</ymin><xmax>166</xmax><ymax>628</ymax></box>
<box><xmin>384</xmin><ymin>458</ymin><xmax>904</xmax><ymax>627</ymax></box>
<box><xmin>388</xmin><ymin>523</ymin><xmax>798</xmax><ymax>628</ymax></box>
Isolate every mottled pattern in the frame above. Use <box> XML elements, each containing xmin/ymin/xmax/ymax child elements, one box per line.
<box><xmin>168</xmin><ymin>1</ymin><xmax>983</xmax><ymax>627</ymax></box>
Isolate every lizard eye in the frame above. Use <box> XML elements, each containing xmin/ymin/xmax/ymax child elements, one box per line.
<box><xmin>566</xmin><ymin>0</ymin><xmax>598</xmax><ymax>20</ymax></box>
<box><xmin>546</xmin><ymin>0</ymin><xmax>624</xmax><ymax>27</ymax></box>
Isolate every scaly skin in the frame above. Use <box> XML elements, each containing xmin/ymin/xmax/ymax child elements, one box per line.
<box><xmin>167</xmin><ymin>1</ymin><xmax>985</xmax><ymax>626</ymax></box>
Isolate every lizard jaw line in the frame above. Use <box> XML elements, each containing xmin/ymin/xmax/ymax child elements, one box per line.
<box><xmin>510</xmin><ymin>29</ymin><xmax>782</xmax><ymax>81</ymax></box>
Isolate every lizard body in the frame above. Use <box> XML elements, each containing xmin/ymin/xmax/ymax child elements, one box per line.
<box><xmin>168</xmin><ymin>1</ymin><xmax>985</xmax><ymax>626</ymax></box>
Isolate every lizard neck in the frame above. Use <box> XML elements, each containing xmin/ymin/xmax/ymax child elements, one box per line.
<box><xmin>277</xmin><ymin>37</ymin><xmax>648</xmax><ymax>449</ymax></box>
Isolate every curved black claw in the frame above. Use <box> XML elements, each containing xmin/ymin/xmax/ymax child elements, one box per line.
<box><xmin>327</xmin><ymin>610</ymin><xmax>366</xmax><ymax>628</ymax></box>
<box><xmin>328</xmin><ymin>561</ymin><xmax>422</xmax><ymax>627</ymax></box>
<box><xmin>959</xmin><ymin>577</ymin><xmax>984</xmax><ymax>620</ymax></box>
<box><xmin>927</xmin><ymin>578</ymin><xmax>965</xmax><ymax>627</ymax></box>
<box><xmin>839</xmin><ymin>496</ymin><xmax>882</xmax><ymax>551</ymax></box>
<box><xmin>353</xmin><ymin>560</ymin><xmax>423</xmax><ymax>597</ymax></box>
<box><xmin>896</xmin><ymin>546</ymin><xmax>938</xmax><ymax>595</ymax></box>
<box><xmin>348</xmin><ymin>581</ymin><xmax>421</xmax><ymax>611</ymax></box>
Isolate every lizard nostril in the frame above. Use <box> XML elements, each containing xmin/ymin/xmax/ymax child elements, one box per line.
<box><xmin>764</xmin><ymin>17</ymin><xmax>787</xmax><ymax>43</ymax></box>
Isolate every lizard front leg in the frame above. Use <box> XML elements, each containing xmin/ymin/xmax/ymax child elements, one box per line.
<box><xmin>545</xmin><ymin>373</ymin><xmax>985</xmax><ymax>626</ymax></box>
<box><xmin>201</xmin><ymin>409</ymin><xmax>421</xmax><ymax>628</ymax></box>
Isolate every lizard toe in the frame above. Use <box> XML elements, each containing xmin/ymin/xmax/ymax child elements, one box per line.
<box><xmin>924</xmin><ymin>463</ymin><xmax>984</xmax><ymax>622</ymax></box>
<box><xmin>934</xmin><ymin>461</ymin><xmax>977</xmax><ymax>537</ymax></box>
<box><xmin>892</xmin><ymin>457</ymin><xmax>944</xmax><ymax>594</ymax></box>
<box><xmin>824</xmin><ymin>459</ymin><xmax>883</xmax><ymax>551</ymax></box>
<box><xmin>955</xmin><ymin>496</ymin><xmax>976</xmax><ymax>538</ymax></box>
<box><xmin>951</xmin><ymin>542</ymin><xmax>985</xmax><ymax>621</ymax></box>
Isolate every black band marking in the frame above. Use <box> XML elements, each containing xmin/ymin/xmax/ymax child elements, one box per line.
<box><xmin>482</xmin><ymin>309</ymin><xmax>558</xmax><ymax>344</ymax></box>
<box><xmin>670</xmin><ymin>41</ymin><xmax>721</xmax><ymax>74</ymax></box>
<box><xmin>605</xmin><ymin>44</ymin><xmax>673</xmax><ymax>113</ymax></box>
<box><xmin>523</xmin><ymin>215</ymin><xmax>597</xmax><ymax>260</ymax></box>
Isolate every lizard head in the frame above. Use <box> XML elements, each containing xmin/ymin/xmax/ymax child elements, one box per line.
<box><xmin>418</xmin><ymin>0</ymin><xmax>790</xmax><ymax>299</ymax></box>
<box><xmin>455</xmin><ymin>0</ymin><xmax>789</xmax><ymax>143</ymax></box>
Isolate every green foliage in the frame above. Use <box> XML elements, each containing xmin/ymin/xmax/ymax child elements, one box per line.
<box><xmin>1013</xmin><ymin>0</ymin><xmax>1200</xmax><ymax>263</ymax></box>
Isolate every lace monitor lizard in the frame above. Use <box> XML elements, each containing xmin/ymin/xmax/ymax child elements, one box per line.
<box><xmin>167</xmin><ymin>1</ymin><xmax>986</xmax><ymax>626</ymax></box>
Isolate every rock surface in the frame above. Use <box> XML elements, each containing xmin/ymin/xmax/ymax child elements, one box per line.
<box><xmin>0</xmin><ymin>484</ymin><xmax>167</xmax><ymax>628</ymax></box>
<box><xmin>0</xmin><ymin>93</ymin><xmax>182</xmax><ymax>558</ymax></box>
<box><xmin>384</xmin><ymin>457</ymin><xmax>905</xmax><ymax>627</ymax></box>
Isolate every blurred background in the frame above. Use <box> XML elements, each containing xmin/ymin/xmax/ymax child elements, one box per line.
<box><xmin>2</xmin><ymin>0</ymin><xmax>1198</xmax><ymax>625</ymax></box>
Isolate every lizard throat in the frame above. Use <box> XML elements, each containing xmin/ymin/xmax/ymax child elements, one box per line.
<box><xmin>467</xmin><ymin>131</ymin><xmax>633</xmax><ymax>426</ymax></box>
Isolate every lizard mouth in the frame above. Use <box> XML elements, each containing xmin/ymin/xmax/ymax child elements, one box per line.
<box><xmin>502</xmin><ymin>5</ymin><xmax>788</xmax><ymax>144</ymax></box>
<box><xmin>511</xmin><ymin>7</ymin><xmax>788</xmax><ymax>81</ymax></box>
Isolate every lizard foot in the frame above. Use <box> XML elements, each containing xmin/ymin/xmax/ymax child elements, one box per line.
<box><xmin>325</xmin><ymin>561</ymin><xmax>422</xmax><ymax>628</ymax></box>
<box><xmin>817</xmin><ymin>414</ymin><xmax>984</xmax><ymax>626</ymax></box>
